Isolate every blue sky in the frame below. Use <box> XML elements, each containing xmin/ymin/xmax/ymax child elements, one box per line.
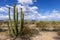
<box><xmin>0</xmin><ymin>0</ymin><xmax>60</xmax><ymax>21</ymax></box>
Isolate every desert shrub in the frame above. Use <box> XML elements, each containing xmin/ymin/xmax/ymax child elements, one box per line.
<box><xmin>50</xmin><ymin>21</ymin><xmax>59</xmax><ymax>28</ymax></box>
<box><xmin>36</xmin><ymin>21</ymin><xmax>48</xmax><ymax>29</ymax></box>
<box><xmin>51</xmin><ymin>21</ymin><xmax>57</xmax><ymax>25</ymax></box>
<box><xmin>24</xmin><ymin>21</ymin><xmax>28</xmax><ymax>25</ymax></box>
<box><xmin>20</xmin><ymin>26</ymin><xmax>32</xmax><ymax>36</ymax></box>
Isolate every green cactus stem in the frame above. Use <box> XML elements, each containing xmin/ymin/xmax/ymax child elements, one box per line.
<box><xmin>13</xmin><ymin>4</ymin><xmax>18</xmax><ymax>36</ymax></box>
<box><xmin>20</xmin><ymin>8</ymin><xmax>24</xmax><ymax>33</ymax></box>
<box><xmin>8</xmin><ymin>7</ymin><xmax>14</xmax><ymax>36</ymax></box>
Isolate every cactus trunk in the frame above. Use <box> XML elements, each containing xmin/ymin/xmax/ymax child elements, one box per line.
<box><xmin>15</xmin><ymin>7</ymin><xmax>18</xmax><ymax>36</ymax></box>
<box><xmin>8</xmin><ymin>7</ymin><xmax>14</xmax><ymax>36</ymax></box>
<box><xmin>13</xmin><ymin>4</ymin><xmax>18</xmax><ymax>36</ymax></box>
<box><xmin>20</xmin><ymin>8</ymin><xmax>24</xmax><ymax>33</ymax></box>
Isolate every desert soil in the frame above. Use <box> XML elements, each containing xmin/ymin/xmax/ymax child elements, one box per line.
<box><xmin>0</xmin><ymin>24</ymin><xmax>60</xmax><ymax>40</ymax></box>
<box><xmin>30</xmin><ymin>31</ymin><xmax>58</xmax><ymax>40</ymax></box>
<box><xmin>0</xmin><ymin>29</ymin><xmax>59</xmax><ymax>40</ymax></box>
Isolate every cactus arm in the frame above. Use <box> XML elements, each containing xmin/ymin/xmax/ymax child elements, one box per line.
<box><xmin>13</xmin><ymin>4</ymin><xmax>17</xmax><ymax>36</ymax></box>
<box><xmin>13</xmin><ymin>4</ymin><xmax>18</xmax><ymax>36</ymax></box>
<box><xmin>15</xmin><ymin>7</ymin><xmax>18</xmax><ymax>35</ymax></box>
<box><xmin>8</xmin><ymin>7</ymin><xmax>14</xmax><ymax>36</ymax></box>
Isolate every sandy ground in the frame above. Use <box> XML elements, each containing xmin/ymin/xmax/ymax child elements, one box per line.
<box><xmin>0</xmin><ymin>29</ymin><xmax>60</xmax><ymax>40</ymax></box>
<box><xmin>30</xmin><ymin>31</ymin><xmax>58</xmax><ymax>40</ymax></box>
<box><xmin>0</xmin><ymin>24</ymin><xmax>60</xmax><ymax>40</ymax></box>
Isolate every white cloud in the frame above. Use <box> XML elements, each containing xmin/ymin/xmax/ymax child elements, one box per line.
<box><xmin>16</xmin><ymin>4</ymin><xmax>39</xmax><ymax>20</ymax></box>
<box><xmin>37</xmin><ymin>10</ymin><xmax>60</xmax><ymax>21</ymax></box>
<box><xmin>48</xmin><ymin>10</ymin><xmax>60</xmax><ymax>18</ymax></box>
<box><xmin>16</xmin><ymin>0</ymin><xmax>40</xmax><ymax>20</ymax></box>
<box><xmin>0</xmin><ymin>6</ymin><xmax>13</xmax><ymax>20</ymax></box>
<box><xmin>18</xmin><ymin>0</ymin><xmax>33</xmax><ymax>5</ymax></box>
<box><xmin>0</xmin><ymin>7</ymin><xmax>8</xmax><ymax>13</ymax></box>
<box><xmin>6</xmin><ymin>5</ymin><xmax>13</xmax><ymax>8</ymax></box>
<box><xmin>0</xmin><ymin>14</ymin><xmax>8</xmax><ymax>20</ymax></box>
<box><xmin>24</xmin><ymin>9</ymin><xmax>60</xmax><ymax>20</ymax></box>
<box><xmin>0</xmin><ymin>0</ymin><xmax>38</xmax><ymax>20</ymax></box>
<box><xmin>52</xmin><ymin>10</ymin><xmax>59</xmax><ymax>13</ymax></box>
<box><xmin>0</xmin><ymin>8</ymin><xmax>5</xmax><ymax>12</ymax></box>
